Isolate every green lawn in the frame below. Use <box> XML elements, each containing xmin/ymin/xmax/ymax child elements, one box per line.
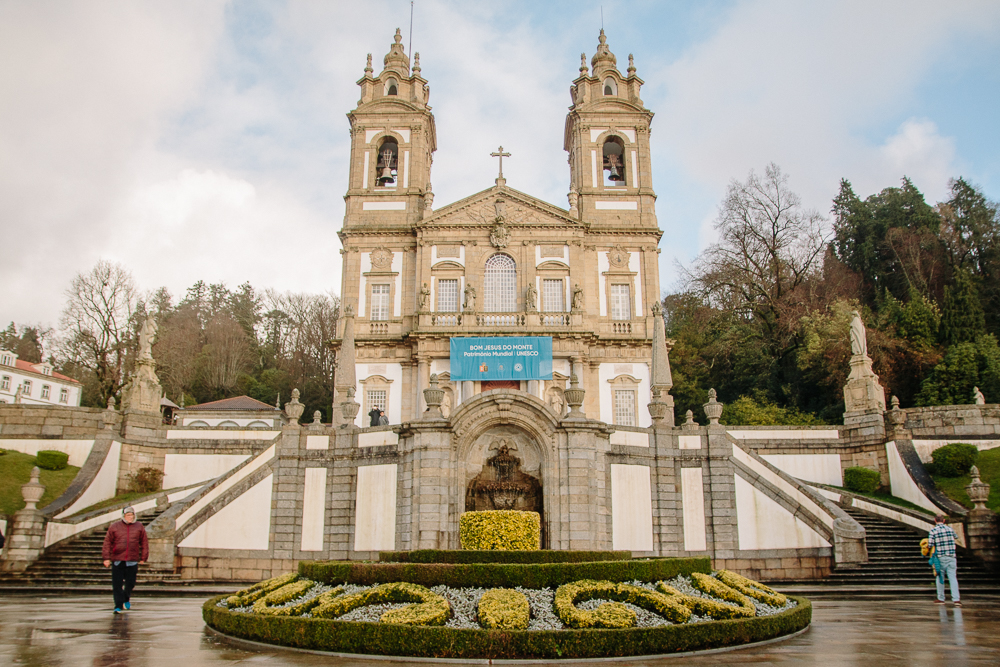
<box><xmin>930</xmin><ymin>446</ymin><xmax>1000</xmax><ymax>513</ymax></box>
<box><xmin>0</xmin><ymin>450</ymin><xmax>81</xmax><ymax>516</ymax></box>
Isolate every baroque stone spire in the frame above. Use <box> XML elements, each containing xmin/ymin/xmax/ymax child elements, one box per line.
<box><xmin>383</xmin><ymin>27</ymin><xmax>410</xmax><ymax>75</ymax></box>
<box><xmin>590</xmin><ymin>29</ymin><xmax>617</xmax><ymax>74</ymax></box>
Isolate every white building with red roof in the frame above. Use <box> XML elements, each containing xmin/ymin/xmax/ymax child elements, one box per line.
<box><xmin>0</xmin><ymin>349</ymin><xmax>82</xmax><ymax>406</ymax></box>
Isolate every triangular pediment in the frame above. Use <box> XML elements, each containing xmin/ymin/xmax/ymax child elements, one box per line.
<box><xmin>418</xmin><ymin>184</ymin><xmax>585</xmax><ymax>229</ymax></box>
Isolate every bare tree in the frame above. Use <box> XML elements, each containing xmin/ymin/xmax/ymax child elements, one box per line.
<box><xmin>58</xmin><ymin>260</ymin><xmax>140</xmax><ymax>406</ymax></box>
<box><xmin>201</xmin><ymin>312</ymin><xmax>254</xmax><ymax>392</ymax></box>
<box><xmin>688</xmin><ymin>163</ymin><xmax>828</xmax><ymax>340</ymax></box>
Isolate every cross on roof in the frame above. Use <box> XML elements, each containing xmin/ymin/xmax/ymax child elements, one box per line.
<box><xmin>490</xmin><ymin>146</ymin><xmax>511</xmax><ymax>180</ymax></box>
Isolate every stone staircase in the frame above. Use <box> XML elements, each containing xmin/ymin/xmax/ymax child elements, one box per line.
<box><xmin>822</xmin><ymin>506</ymin><xmax>999</xmax><ymax>590</ymax></box>
<box><xmin>0</xmin><ymin>507</ymin><xmax>181</xmax><ymax>588</ymax></box>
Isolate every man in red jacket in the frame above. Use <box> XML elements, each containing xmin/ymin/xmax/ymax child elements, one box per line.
<box><xmin>101</xmin><ymin>506</ymin><xmax>149</xmax><ymax>613</ymax></box>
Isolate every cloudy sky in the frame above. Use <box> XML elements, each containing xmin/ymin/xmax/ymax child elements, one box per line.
<box><xmin>2</xmin><ymin>0</ymin><xmax>999</xmax><ymax>329</ymax></box>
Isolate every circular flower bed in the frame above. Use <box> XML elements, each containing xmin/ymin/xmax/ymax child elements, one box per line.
<box><xmin>203</xmin><ymin>556</ymin><xmax>810</xmax><ymax>660</ymax></box>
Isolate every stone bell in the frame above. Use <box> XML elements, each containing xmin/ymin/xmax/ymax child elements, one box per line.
<box><xmin>377</xmin><ymin>148</ymin><xmax>396</xmax><ymax>185</ymax></box>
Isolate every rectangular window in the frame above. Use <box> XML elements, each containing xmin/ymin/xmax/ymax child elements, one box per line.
<box><xmin>366</xmin><ymin>389</ymin><xmax>387</xmax><ymax>415</ymax></box>
<box><xmin>610</xmin><ymin>284</ymin><xmax>631</xmax><ymax>320</ymax></box>
<box><xmin>22</xmin><ymin>380</ymin><xmax>32</xmax><ymax>396</ymax></box>
<box><xmin>370</xmin><ymin>284</ymin><xmax>391</xmax><ymax>321</ymax></box>
<box><xmin>1</xmin><ymin>375</ymin><xmax>9</xmax><ymax>391</ymax></box>
<box><xmin>59</xmin><ymin>387</ymin><xmax>69</xmax><ymax>403</ymax></box>
<box><xmin>614</xmin><ymin>389</ymin><xmax>636</xmax><ymax>426</ymax></box>
<box><xmin>41</xmin><ymin>385</ymin><xmax>50</xmax><ymax>400</ymax></box>
<box><xmin>543</xmin><ymin>279</ymin><xmax>565</xmax><ymax>312</ymax></box>
<box><xmin>437</xmin><ymin>279</ymin><xmax>458</xmax><ymax>312</ymax></box>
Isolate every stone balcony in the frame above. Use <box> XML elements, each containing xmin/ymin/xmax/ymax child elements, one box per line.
<box><xmin>355</xmin><ymin>313</ymin><xmax>651</xmax><ymax>340</ymax></box>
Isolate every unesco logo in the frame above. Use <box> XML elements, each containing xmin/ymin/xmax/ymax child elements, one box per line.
<box><xmin>514</xmin><ymin>363</ymin><xmax>523</xmax><ymax>372</ymax></box>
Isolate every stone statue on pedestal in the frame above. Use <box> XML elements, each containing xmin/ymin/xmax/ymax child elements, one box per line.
<box><xmin>843</xmin><ymin>310</ymin><xmax>886</xmax><ymax>423</ymax></box>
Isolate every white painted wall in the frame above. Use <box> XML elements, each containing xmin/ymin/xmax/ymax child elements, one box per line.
<box><xmin>46</xmin><ymin>496</ymin><xmax>159</xmax><ymax>547</ymax></box>
<box><xmin>730</xmin><ymin>445</ymin><xmax>834</xmax><ymax>530</ymax></box>
<box><xmin>162</xmin><ymin>454</ymin><xmax>249</xmax><ymax>489</ymax></box>
<box><xmin>358</xmin><ymin>251</ymin><xmax>372</xmax><ymax>317</ymax></box>
<box><xmin>166</xmin><ymin>430</ymin><xmax>279</xmax><ymax>440</ymax></box>
<box><xmin>610</xmin><ymin>464</ymin><xmax>653</xmax><ymax>551</ymax></box>
<box><xmin>175</xmin><ymin>445</ymin><xmax>276</xmax><ymax>530</ymax></box>
<box><xmin>301</xmin><ymin>467</ymin><xmax>327</xmax><ymax>552</ymax></box>
<box><xmin>355</xmin><ymin>362</ymin><xmax>404</xmax><ymax>426</ymax></box>
<box><xmin>729</xmin><ymin>429</ymin><xmax>839</xmax><ymax>440</ymax></box>
<box><xmin>306</xmin><ymin>435</ymin><xmax>329</xmax><ymax>450</ymax></box>
<box><xmin>597</xmin><ymin>251</ymin><xmax>609</xmax><ymax>316</ymax></box>
<box><xmin>55</xmin><ymin>440</ymin><xmax>121</xmax><ymax>518</ymax></box>
<box><xmin>179</xmin><ymin>474</ymin><xmax>273</xmax><ymax>550</ymax></box>
<box><xmin>628</xmin><ymin>249</ymin><xmax>642</xmax><ymax>317</ymax></box>
<box><xmin>609</xmin><ymin>431</ymin><xmax>649</xmax><ymax>447</ymax></box>
<box><xmin>886</xmin><ymin>441</ymin><xmax>940</xmax><ymax>513</ymax></box>
<box><xmin>760</xmin><ymin>454</ymin><xmax>843</xmax><ymax>486</ymax></box>
<box><xmin>358</xmin><ymin>431</ymin><xmax>399</xmax><ymax>448</ymax></box>
<box><xmin>913</xmin><ymin>439</ymin><xmax>1000</xmax><ymax>463</ymax></box>
<box><xmin>354</xmin><ymin>464</ymin><xmax>397</xmax><ymax>552</ymax></box>
<box><xmin>392</xmin><ymin>250</ymin><xmax>402</xmax><ymax>317</ymax></box>
<box><xmin>681</xmin><ymin>467</ymin><xmax>707</xmax><ymax>551</ymax></box>
<box><xmin>179</xmin><ymin>417</ymin><xmax>278</xmax><ymax>427</ymax></box>
<box><xmin>0</xmin><ymin>439</ymin><xmax>94</xmax><ymax>467</ymax></box>
<box><xmin>678</xmin><ymin>435</ymin><xmax>701</xmax><ymax>450</ymax></box>
<box><xmin>734</xmin><ymin>476</ymin><xmax>830</xmax><ymax>550</ymax></box>
<box><xmin>598</xmin><ymin>362</ymin><xmax>651</xmax><ymax>427</ymax></box>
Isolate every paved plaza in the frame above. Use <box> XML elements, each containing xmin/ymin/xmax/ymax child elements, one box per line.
<box><xmin>0</xmin><ymin>594</ymin><xmax>998</xmax><ymax>666</ymax></box>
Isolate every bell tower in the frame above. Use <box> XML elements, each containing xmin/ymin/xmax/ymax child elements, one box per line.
<box><xmin>343</xmin><ymin>28</ymin><xmax>437</xmax><ymax>229</ymax></box>
<box><xmin>564</xmin><ymin>31</ymin><xmax>656</xmax><ymax>229</ymax></box>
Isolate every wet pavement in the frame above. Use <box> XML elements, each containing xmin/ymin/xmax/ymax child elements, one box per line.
<box><xmin>1</xmin><ymin>594</ymin><xmax>998</xmax><ymax>666</ymax></box>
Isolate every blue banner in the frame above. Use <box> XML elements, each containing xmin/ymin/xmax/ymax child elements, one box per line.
<box><xmin>450</xmin><ymin>337</ymin><xmax>553</xmax><ymax>381</ymax></box>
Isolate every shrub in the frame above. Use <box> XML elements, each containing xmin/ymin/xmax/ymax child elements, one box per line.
<box><xmin>554</xmin><ymin>580</ymin><xmax>690</xmax><ymax>628</ymax></box>
<box><xmin>716</xmin><ymin>570</ymin><xmax>787</xmax><ymax>607</ymax></box>
<box><xmin>459</xmin><ymin>510</ymin><xmax>539</xmax><ymax>550</ymax></box>
<box><xmin>380</xmin><ymin>550</ymin><xmax>630</xmax><ymax>564</ymax></box>
<box><xmin>477</xmin><ymin>589</ymin><xmax>530</xmax><ymax>630</ymax></box>
<box><xmin>203</xmin><ymin>594</ymin><xmax>812</xmax><ymax>660</ymax></box>
<box><xmin>300</xmin><ymin>557</ymin><xmax>712</xmax><ymax>590</ymax></box>
<box><xmin>844</xmin><ymin>466</ymin><xmax>881</xmax><ymax>494</ymax></box>
<box><xmin>313</xmin><ymin>582</ymin><xmax>450</xmax><ymax>626</ymax></box>
<box><xmin>928</xmin><ymin>443</ymin><xmax>979</xmax><ymax>477</ymax></box>
<box><xmin>252</xmin><ymin>579</ymin><xmax>317</xmax><ymax>616</ymax></box>
<box><xmin>226</xmin><ymin>572</ymin><xmax>298</xmax><ymax>608</ymax></box>
<box><xmin>127</xmin><ymin>467</ymin><xmax>164</xmax><ymax>493</ymax></box>
<box><xmin>35</xmin><ymin>450</ymin><xmax>68</xmax><ymax>470</ymax></box>
<box><xmin>656</xmin><ymin>580</ymin><xmax>754</xmax><ymax>619</ymax></box>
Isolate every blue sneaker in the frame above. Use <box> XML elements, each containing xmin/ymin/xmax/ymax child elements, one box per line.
<box><xmin>114</xmin><ymin>608</ymin><xmax>122</xmax><ymax>614</ymax></box>
<box><xmin>124</xmin><ymin>602</ymin><xmax>130</xmax><ymax>610</ymax></box>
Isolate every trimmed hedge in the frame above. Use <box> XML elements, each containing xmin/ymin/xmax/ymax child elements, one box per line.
<box><xmin>554</xmin><ymin>580</ymin><xmax>690</xmax><ymax>628</ymax></box>
<box><xmin>478</xmin><ymin>589</ymin><xmax>530</xmax><ymax>630</ymax></box>
<box><xmin>299</xmin><ymin>557</ymin><xmax>711</xmax><ymax>589</ymax></box>
<box><xmin>380</xmin><ymin>550</ymin><xmax>631</xmax><ymax>564</ymax></box>
<box><xmin>313</xmin><ymin>582</ymin><xmax>450</xmax><ymax>626</ymax></box>
<box><xmin>716</xmin><ymin>570</ymin><xmax>787</xmax><ymax>607</ymax></box>
<box><xmin>252</xmin><ymin>579</ymin><xmax>316</xmax><ymax>615</ymax></box>
<box><xmin>226</xmin><ymin>572</ymin><xmax>298</xmax><ymax>608</ymax></box>
<box><xmin>36</xmin><ymin>450</ymin><xmax>68</xmax><ymax>471</ymax></box>
<box><xmin>844</xmin><ymin>466</ymin><xmax>881</xmax><ymax>494</ymax></box>
<box><xmin>203</xmin><ymin>594</ymin><xmax>811</xmax><ymax>660</ymax></box>
<box><xmin>657</xmin><ymin>580</ymin><xmax>754</xmax><ymax>620</ymax></box>
<box><xmin>460</xmin><ymin>510</ymin><xmax>540</xmax><ymax>550</ymax></box>
<box><xmin>929</xmin><ymin>443</ymin><xmax>979</xmax><ymax>477</ymax></box>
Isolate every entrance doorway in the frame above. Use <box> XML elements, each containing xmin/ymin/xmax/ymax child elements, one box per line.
<box><xmin>482</xmin><ymin>380</ymin><xmax>519</xmax><ymax>392</ymax></box>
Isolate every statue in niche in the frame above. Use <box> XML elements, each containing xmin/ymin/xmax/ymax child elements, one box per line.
<box><xmin>571</xmin><ymin>283</ymin><xmax>584</xmax><ymax>311</ymax></box>
<box><xmin>525</xmin><ymin>283</ymin><xmax>537</xmax><ymax>312</ymax></box>
<box><xmin>546</xmin><ymin>387</ymin><xmax>565</xmax><ymax>416</ymax></box>
<box><xmin>418</xmin><ymin>282</ymin><xmax>430</xmax><ymax>311</ymax></box>
<box><xmin>464</xmin><ymin>283</ymin><xmax>477</xmax><ymax>312</ymax></box>
<box><xmin>850</xmin><ymin>310</ymin><xmax>868</xmax><ymax>357</ymax></box>
<box><xmin>441</xmin><ymin>389</ymin><xmax>453</xmax><ymax>418</ymax></box>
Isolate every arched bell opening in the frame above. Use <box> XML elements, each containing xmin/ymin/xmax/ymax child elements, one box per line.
<box><xmin>376</xmin><ymin>137</ymin><xmax>399</xmax><ymax>186</ymax></box>
<box><xmin>602</xmin><ymin>136</ymin><xmax>626</xmax><ymax>186</ymax></box>
<box><xmin>463</xmin><ymin>429</ymin><xmax>547</xmax><ymax>548</ymax></box>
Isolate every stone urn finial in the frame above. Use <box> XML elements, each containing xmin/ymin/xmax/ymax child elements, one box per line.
<box><xmin>423</xmin><ymin>373</ymin><xmax>445</xmax><ymax>417</ymax></box>
<box><xmin>967</xmin><ymin>465</ymin><xmax>990</xmax><ymax>510</ymax></box>
<box><xmin>684</xmin><ymin>410</ymin><xmax>695</xmax><ymax>425</ymax></box>
<box><xmin>340</xmin><ymin>386</ymin><xmax>361</xmax><ymax>422</ymax></box>
<box><xmin>703</xmin><ymin>388</ymin><xmax>723</xmax><ymax>425</ymax></box>
<box><xmin>312</xmin><ymin>410</ymin><xmax>322</xmax><ymax>424</ymax></box>
<box><xmin>21</xmin><ymin>466</ymin><xmax>45</xmax><ymax>511</ymax></box>
<box><xmin>564</xmin><ymin>373</ymin><xmax>586</xmax><ymax>418</ymax></box>
<box><xmin>647</xmin><ymin>386</ymin><xmax>670</xmax><ymax>424</ymax></box>
<box><xmin>284</xmin><ymin>388</ymin><xmax>305</xmax><ymax>421</ymax></box>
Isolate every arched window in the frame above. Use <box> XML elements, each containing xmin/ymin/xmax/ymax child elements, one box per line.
<box><xmin>484</xmin><ymin>254</ymin><xmax>517</xmax><ymax>312</ymax></box>
<box><xmin>376</xmin><ymin>137</ymin><xmax>398</xmax><ymax>186</ymax></box>
<box><xmin>603</xmin><ymin>77</ymin><xmax>617</xmax><ymax>96</ymax></box>
<box><xmin>602</xmin><ymin>137</ymin><xmax>625</xmax><ymax>186</ymax></box>
<box><xmin>385</xmin><ymin>78</ymin><xmax>398</xmax><ymax>96</ymax></box>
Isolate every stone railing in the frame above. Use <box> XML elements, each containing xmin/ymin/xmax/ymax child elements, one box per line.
<box><xmin>541</xmin><ymin>313</ymin><xmax>571</xmax><ymax>326</ymax></box>
<box><xmin>477</xmin><ymin>313</ymin><xmax>525</xmax><ymax>327</ymax></box>
<box><xmin>431</xmin><ymin>313</ymin><xmax>461</xmax><ymax>326</ymax></box>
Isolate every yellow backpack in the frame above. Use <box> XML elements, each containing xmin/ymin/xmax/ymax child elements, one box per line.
<box><xmin>920</xmin><ymin>538</ymin><xmax>935</xmax><ymax>557</ymax></box>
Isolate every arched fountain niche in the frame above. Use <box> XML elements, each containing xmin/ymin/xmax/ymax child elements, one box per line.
<box><xmin>464</xmin><ymin>428</ymin><xmax>545</xmax><ymax>547</ymax></box>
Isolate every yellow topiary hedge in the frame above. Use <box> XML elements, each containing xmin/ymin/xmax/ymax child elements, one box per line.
<box><xmin>554</xmin><ymin>579</ymin><xmax>691</xmax><ymax>628</ymax></box>
<box><xmin>477</xmin><ymin>588</ymin><xmax>530</xmax><ymax>630</ymax></box>
<box><xmin>459</xmin><ymin>510</ymin><xmax>540</xmax><ymax>551</ymax></box>
<box><xmin>225</xmin><ymin>572</ymin><xmax>298</xmax><ymax>608</ymax></box>
<box><xmin>312</xmin><ymin>582</ymin><xmax>451</xmax><ymax>626</ymax></box>
<box><xmin>657</xmin><ymin>578</ymin><xmax>755</xmax><ymax>619</ymax></box>
<box><xmin>716</xmin><ymin>570</ymin><xmax>787</xmax><ymax>607</ymax></box>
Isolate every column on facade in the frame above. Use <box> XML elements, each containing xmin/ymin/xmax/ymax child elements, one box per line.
<box><xmin>527</xmin><ymin>380</ymin><xmax>539</xmax><ymax>397</ymax></box>
<box><xmin>415</xmin><ymin>356</ymin><xmax>430</xmax><ymax>415</ymax></box>
<box><xmin>463</xmin><ymin>380</ymin><xmax>474</xmax><ymax>403</ymax></box>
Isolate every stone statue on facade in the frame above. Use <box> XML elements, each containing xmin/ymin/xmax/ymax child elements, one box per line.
<box><xmin>843</xmin><ymin>309</ymin><xmax>886</xmax><ymax>422</ymax></box>
<box><xmin>974</xmin><ymin>386</ymin><xmax>986</xmax><ymax>405</ymax></box>
<box><xmin>138</xmin><ymin>314</ymin><xmax>157</xmax><ymax>362</ymax></box>
<box><xmin>418</xmin><ymin>282</ymin><xmax>430</xmax><ymax>311</ymax></box>
<box><xmin>122</xmin><ymin>313</ymin><xmax>162</xmax><ymax>414</ymax></box>
<box><xmin>546</xmin><ymin>387</ymin><xmax>565</xmax><ymax>417</ymax></box>
<box><xmin>525</xmin><ymin>283</ymin><xmax>537</xmax><ymax>313</ymax></box>
<box><xmin>571</xmin><ymin>283</ymin><xmax>584</xmax><ymax>311</ymax></box>
<box><xmin>463</xmin><ymin>283</ymin><xmax>477</xmax><ymax>312</ymax></box>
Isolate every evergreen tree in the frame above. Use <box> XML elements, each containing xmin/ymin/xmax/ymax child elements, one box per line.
<box><xmin>940</xmin><ymin>268</ymin><xmax>985</xmax><ymax>345</ymax></box>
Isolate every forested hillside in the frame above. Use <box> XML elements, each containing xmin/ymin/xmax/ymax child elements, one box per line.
<box><xmin>666</xmin><ymin>165</ymin><xmax>1000</xmax><ymax>424</ymax></box>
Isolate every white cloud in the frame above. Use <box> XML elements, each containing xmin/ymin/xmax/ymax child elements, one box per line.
<box><xmin>876</xmin><ymin>119</ymin><xmax>957</xmax><ymax>202</ymax></box>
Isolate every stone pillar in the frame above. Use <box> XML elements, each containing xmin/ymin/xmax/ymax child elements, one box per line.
<box><xmin>965</xmin><ymin>466</ymin><xmax>999</xmax><ymax>568</ymax></box>
<box><xmin>1</xmin><ymin>467</ymin><xmax>47</xmax><ymax>572</ymax></box>
<box><xmin>416</xmin><ymin>356</ymin><xmax>430</xmax><ymax>414</ymax></box>
<box><xmin>833</xmin><ymin>516</ymin><xmax>869</xmax><ymax>566</ymax></box>
<box><xmin>527</xmin><ymin>380</ymin><xmax>539</xmax><ymax>397</ymax></box>
<box><xmin>463</xmin><ymin>380</ymin><xmax>474</xmax><ymax>403</ymax></box>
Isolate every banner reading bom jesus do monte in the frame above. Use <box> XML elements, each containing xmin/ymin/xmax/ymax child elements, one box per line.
<box><xmin>450</xmin><ymin>337</ymin><xmax>553</xmax><ymax>381</ymax></box>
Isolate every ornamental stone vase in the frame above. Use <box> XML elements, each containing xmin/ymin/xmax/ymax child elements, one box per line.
<box><xmin>21</xmin><ymin>466</ymin><xmax>45</xmax><ymax>510</ymax></box>
<box><xmin>423</xmin><ymin>374</ymin><xmax>445</xmax><ymax>419</ymax></box>
<box><xmin>340</xmin><ymin>387</ymin><xmax>361</xmax><ymax>422</ymax></box>
<box><xmin>564</xmin><ymin>373</ymin><xmax>586</xmax><ymax>419</ymax></box>
<box><xmin>967</xmin><ymin>466</ymin><xmax>990</xmax><ymax>510</ymax></box>
<box><xmin>703</xmin><ymin>388</ymin><xmax>723</xmax><ymax>425</ymax></box>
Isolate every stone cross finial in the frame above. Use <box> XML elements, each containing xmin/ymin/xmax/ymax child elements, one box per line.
<box><xmin>364</xmin><ymin>53</ymin><xmax>373</xmax><ymax>75</ymax></box>
<box><xmin>490</xmin><ymin>146</ymin><xmax>511</xmax><ymax>181</ymax></box>
<box><xmin>579</xmin><ymin>53</ymin><xmax>588</xmax><ymax>75</ymax></box>
<box><xmin>412</xmin><ymin>52</ymin><xmax>421</xmax><ymax>74</ymax></box>
<box><xmin>627</xmin><ymin>54</ymin><xmax>636</xmax><ymax>76</ymax></box>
